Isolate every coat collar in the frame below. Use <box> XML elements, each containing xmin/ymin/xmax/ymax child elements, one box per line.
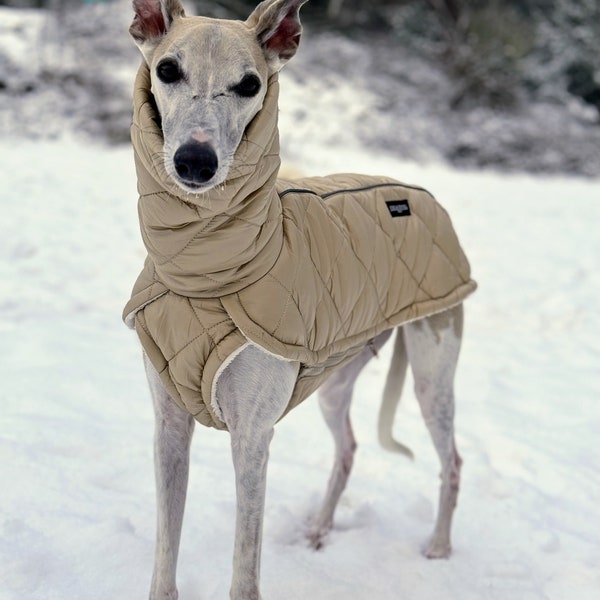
<box><xmin>130</xmin><ymin>64</ymin><xmax>284</xmax><ymax>298</ymax></box>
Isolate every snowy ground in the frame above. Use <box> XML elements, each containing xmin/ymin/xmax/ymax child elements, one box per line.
<box><xmin>1</xmin><ymin>129</ymin><xmax>598</xmax><ymax>600</ymax></box>
<box><xmin>1</xmin><ymin>5</ymin><xmax>600</xmax><ymax>599</ymax></box>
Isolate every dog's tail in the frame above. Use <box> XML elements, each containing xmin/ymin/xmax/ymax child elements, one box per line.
<box><xmin>378</xmin><ymin>329</ymin><xmax>414</xmax><ymax>460</ymax></box>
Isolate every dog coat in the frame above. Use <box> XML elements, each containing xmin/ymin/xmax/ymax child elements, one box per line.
<box><xmin>123</xmin><ymin>65</ymin><xmax>477</xmax><ymax>429</ymax></box>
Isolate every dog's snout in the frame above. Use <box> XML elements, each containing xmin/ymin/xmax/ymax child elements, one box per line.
<box><xmin>174</xmin><ymin>142</ymin><xmax>219</xmax><ymax>185</ymax></box>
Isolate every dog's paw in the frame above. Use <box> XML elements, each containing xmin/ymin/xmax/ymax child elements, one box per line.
<box><xmin>423</xmin><ymin>539</ymin><xmax>452</xmax><ymax>559</ymax></box>
<box><xmin>306</xmin><ymin>525</ymin><xmax>330</xmax><ymax>550</ymax></box>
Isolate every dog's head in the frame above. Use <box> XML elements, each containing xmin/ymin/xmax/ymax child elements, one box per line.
<box><xmin>130</xmin><ymin>0</ymin><xmax>307</xmax><ymax>193</ymax></box>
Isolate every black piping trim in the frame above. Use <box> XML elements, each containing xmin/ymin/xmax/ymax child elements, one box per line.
<box><xmin>278</xmin><ymin>182</ymin><xmax>433</xmax><ymax>200</ymax></box>
<box><xmin>322</xmin><ymin>182</ymin><xmax>432</xmax><ymax>199</ymax></box>
<box><xmin>278</xmin><ymin>188</ymin><xmax>320</xmax><ymax>199</ymax></box>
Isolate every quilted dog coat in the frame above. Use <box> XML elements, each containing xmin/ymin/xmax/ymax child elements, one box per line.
<box><xmin>123</xmin><ymin>64</ymin><xmax>477</xmax><ymax>429</ymax></box>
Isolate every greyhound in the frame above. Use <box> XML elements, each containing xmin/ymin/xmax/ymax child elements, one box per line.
<box><xmin>128</xmin><ymin>1</ymin><xmax>465</xmax><ymax>598</ymax></box>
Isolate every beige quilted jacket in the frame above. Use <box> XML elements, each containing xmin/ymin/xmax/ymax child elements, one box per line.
<box><xmin>123</xmin><ymin>64</ymin><xmax>477</xmax><ymax>429</ymax></box>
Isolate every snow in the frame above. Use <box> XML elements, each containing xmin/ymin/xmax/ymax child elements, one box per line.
<box><xmin>1</xmin><ymin>9</ymin><xmax>600</xmax><ymax>600</ymax></box>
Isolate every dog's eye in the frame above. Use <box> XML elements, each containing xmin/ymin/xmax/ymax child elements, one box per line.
<box><xmin>156</xmin><ymin>59</ymin><xmax>182</xmax><ymax>84</ymax></box>
<box><xmin>231</xmin><ymin>74</ymin><xmax>261</xmax><ymax>98</ymax></box>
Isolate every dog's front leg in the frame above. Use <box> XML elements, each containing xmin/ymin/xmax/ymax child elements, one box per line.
<box><xmin>216</xmin><ymin>345</ymin><xmax>299</xmax><ymax>600</ymax></box>
<box><xmin>144</xmin><ymin>354</ymin><xmax>195</xmax><ymax>600</ymax></box>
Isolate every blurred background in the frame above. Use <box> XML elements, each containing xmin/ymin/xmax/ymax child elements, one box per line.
<box><xmin>1</xmin><ymin>0</ymin><xmax>599</xmax><ymax>175</ymax></box>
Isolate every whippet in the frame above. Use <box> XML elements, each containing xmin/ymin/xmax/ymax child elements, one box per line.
<box><xmin>128</xmin><ymin>0</ymin><xmax>466</xmax><ymax>598</ymax></box>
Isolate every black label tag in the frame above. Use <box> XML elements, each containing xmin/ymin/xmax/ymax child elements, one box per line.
<box><xmin>386</xmin><ymin>199</ymin><xmax>411</xmax><ymax>218</ymax></box>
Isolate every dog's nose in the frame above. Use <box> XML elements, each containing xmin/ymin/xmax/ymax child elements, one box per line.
<box><xmin>173</xmin><ymin>142</ymin><xmax>218</xmax><ymax>184</ymax></box>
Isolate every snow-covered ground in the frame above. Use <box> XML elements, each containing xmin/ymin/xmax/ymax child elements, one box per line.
<box><xmin>1</xmin><ymin>130</ymin><xmax>598</xmax><ymax>599</ymax></box>
<box><xmin>1</xmin><ymin>5</ymin><xmax>600</xmax><ymax>600</ymax></box>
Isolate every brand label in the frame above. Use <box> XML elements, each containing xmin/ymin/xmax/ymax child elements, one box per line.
<box><xmin>386</xmin><ymin>199</ymin><xmax>411</xmax><ymax>218</ymax></box>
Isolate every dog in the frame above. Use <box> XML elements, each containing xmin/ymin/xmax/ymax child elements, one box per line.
<box><xmin>125</xmin><ymin>1</ymin><xmax>475</xmax><ymax>598</ymax></box>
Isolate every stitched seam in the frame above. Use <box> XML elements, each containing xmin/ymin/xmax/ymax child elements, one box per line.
<box><xmin>268</xmin><ymin>209</ymin><xmax>311</xmax><ymax>337</ymax></box>
<box><xmin>164</xmin><ymin>300</ymin><xmax>226</xmax><ymax>362</ymax></box>
<box><xmin>359</xmin><ymin>196</ymin><xmax>425</xmax><ymax>293</ymax></box>
<box><xmin>309</xmin><ymin>207</ymin><xmax>353</xmax><ymax>340</ymax></box>
<box><xmin>153</xmin><ymin>215</ymin><xmax>220</xmax><ymax>268</ymax></box>
<box><xmin>342</xmin><ymin>197</ymin><xmax>418</xmax><ymax>318</ymax></box>
<box><xmin>416</xmin><ymin>210</ymin><xmax>463</xmax><ymax>291</ymax></box>
<box><xmin>135</xmin><ymin>313</ymin><xmax>153</xmax><ymax>341</ymax></box>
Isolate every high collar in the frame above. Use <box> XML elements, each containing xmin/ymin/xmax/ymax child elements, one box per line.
<box><xmin>130</xmin><ymin>63</ymin><xmax>284</xmax><ymax>298</ymax></box>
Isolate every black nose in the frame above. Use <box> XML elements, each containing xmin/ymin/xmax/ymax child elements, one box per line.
<box><xmin>173</xmin><ymin>142</ymin><xmax>218</xmax><ymax>185</ymax></box>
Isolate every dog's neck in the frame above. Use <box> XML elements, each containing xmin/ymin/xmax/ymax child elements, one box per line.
<box><xmin>131</xmin><ymin>64</ymin><xmax>284</xmax><ymax>298</ymax></box>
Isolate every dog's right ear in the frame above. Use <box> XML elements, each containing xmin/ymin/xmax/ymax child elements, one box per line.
<box><xmin>130</xmin><ymin>0</ymin><xmax>185</xmax><ymax>62</ymax></box>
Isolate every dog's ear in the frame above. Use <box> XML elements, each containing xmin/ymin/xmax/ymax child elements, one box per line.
<box><xmin>130</xmin><ymin>0</ymin><xmax>186</xmax><ymax>62</ymax></box>
<box><xmin>246</xmin><ymin>0</ymin><xmax>308</xmax><ymax>71</ymax></box>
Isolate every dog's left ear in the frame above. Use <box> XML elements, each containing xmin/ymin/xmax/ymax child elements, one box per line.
<box><xmin>246</xmin><ymin>0</ymin><xmax>309</xmax><ymax>71</ymax></box>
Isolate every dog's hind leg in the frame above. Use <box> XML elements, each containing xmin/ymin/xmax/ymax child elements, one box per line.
<box><xmin>144</xmin><ymin>353</ymin><xmax>195</xmax><ymax>600</ymax></box>
<box><xmin>215</xmin><ymin>344</ymin><xmax>299</xmax><ymax>600</ymax></box>
<box><xmin>403</xmin><ymin>304</ymin><xmax>464</xmax><ymax>559</ymax></box>
<box><xmin>308</xmin><ymin>330</ymin><xmax>393</xmax><ymax>549</ymax></box>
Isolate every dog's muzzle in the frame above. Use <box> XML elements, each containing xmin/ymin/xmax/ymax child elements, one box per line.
<box><xmin>174</xmin><ymin>141</ymin><xmax>219</xmax><ymax>186</ymax></box>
